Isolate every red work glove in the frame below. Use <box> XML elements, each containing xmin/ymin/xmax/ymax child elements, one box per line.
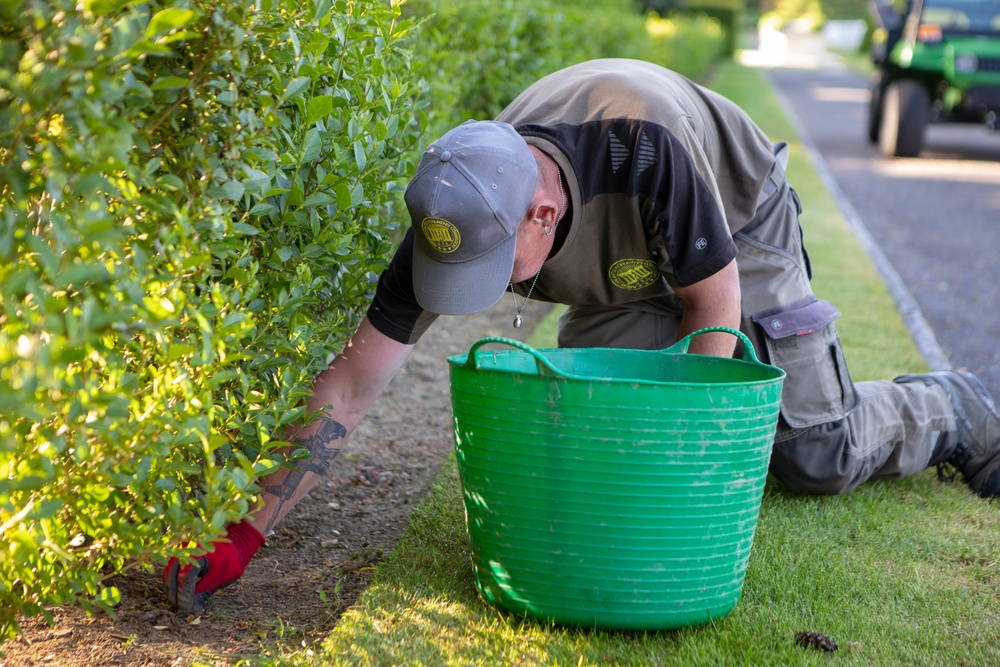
<box><xmin>163</xmin><ymin>520</ymin><xmax>266</xmax><ymax>614</ymax></box>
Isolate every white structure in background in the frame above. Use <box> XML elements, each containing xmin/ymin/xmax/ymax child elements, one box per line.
<box><xmin>741</xmin><ymin>17</ymin><xmax>862</xmax><ymax>68</ymax></box>
<box><xmin>822</xmin><ymin>19</ymin><xmax>868</xmax><ymax>51</ymax></box>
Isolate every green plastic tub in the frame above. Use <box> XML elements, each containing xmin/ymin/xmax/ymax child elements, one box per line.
<box><xmin>448</xmin><ymin>327</ymin><xmax>785</xmax><ymax>630</ymax></box>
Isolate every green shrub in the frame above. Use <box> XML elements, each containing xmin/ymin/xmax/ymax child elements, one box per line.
<box><xmin>639</xmin><ymin>0</ymin><xmax>743</xmax><ymax>56</ymax></box>
<box><xmin>552</xmin><ymin>0</ymin><xmax>675</xmax><ymax>70</ymax></box>
<box><xmin>400</xmin><ymin>0</ymin><xmax>567</xmax><ymax>137</ymax></box>
<box><xmin>683</xmin><ymin>0</ymin><xmax>744</xmax><ymax>56</ymax></box>
<box><xmin>644</xmin><ymin>11</ymin><xmax>727</xmax><ymax>72</ymax></box>
<box><xmin>0</xmin><ymin>0</ymin><xmax>420</xmax><ymax>641</ymax></box>
<box><xmin>404</xmin><ymin>0</ymin><xmax>725</xmax><ymax>139</ymax></box>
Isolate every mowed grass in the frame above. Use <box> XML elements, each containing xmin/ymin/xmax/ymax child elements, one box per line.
<box><xmin>257</xmin><ymin>62</ymin><xmax>1000</xmax><ymax>667</ymax></box>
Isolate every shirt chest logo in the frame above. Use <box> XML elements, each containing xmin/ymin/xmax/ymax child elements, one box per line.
<box><xmin>609</xmin><ymin>258</ymin><xmax>660</xmax><ymax>290</ymax></box>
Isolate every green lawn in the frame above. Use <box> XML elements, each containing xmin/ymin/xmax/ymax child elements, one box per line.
<box><xmin>255</xmin><ymin>61</ymin><xmax>1000</xmax><ymax>667</ymax></box>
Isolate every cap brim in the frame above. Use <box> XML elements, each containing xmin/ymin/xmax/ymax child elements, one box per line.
<box><xmin>412</xmin><ymin>232</ymin><xmax>516</xmax><ymax>315</ymax></box>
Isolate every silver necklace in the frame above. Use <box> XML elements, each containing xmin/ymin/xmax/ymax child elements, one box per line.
<box><xmin>510</xmin><ymin>166</ymin><xmax>565</xmax><ymax>329</ymax></box>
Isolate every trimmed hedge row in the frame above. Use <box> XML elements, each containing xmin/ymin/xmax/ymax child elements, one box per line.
<box><xmin>0</xmin><ymin>0</ymin><xmax>421</xmax><ymax>640</ymax></box>
<box><xmin>0</xmin><ymin>0</ymin><xmax>724</xmax><ymax>643</ymax></box>
<box><xmin>406</xmin><ymin>0</ymin><xmax>726</xmax><ymax>139</ymax></box>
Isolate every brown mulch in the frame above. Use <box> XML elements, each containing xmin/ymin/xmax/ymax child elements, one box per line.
<box><xmin>2</xmin><ymin>301</ymin><xmax>540</xmax><ymax>667</ymax></box>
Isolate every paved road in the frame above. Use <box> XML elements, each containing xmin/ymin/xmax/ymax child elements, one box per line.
<box><xmin>761</xmin><ymin>62</ymin><xmax>1000</xmax><ymax>399</ymax></box>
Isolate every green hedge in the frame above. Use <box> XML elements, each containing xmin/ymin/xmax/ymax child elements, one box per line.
<box><xmin>684</xmin><ymin>0</ymin><xmax>744</xmax><ymax>56</ymax></box>
<box><xmin>0</xmin><ymin>0</ymin><xmax>420</xmax><ymax>641</ymax></box>
<box><xmin>403</xmin><ymin>0</ymin><xmax>725</xmax><ymax>139</ymax></box>
<box><xmin>637</xmin><ymin>0</ymin><xmax>742</xmax><ymax>57</ymax></box>
<box><xmin>0</xmin><ymin>0</ymin><xmax>724</xmax><ymax>644</ymax></box>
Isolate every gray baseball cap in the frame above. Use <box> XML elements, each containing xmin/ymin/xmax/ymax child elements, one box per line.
<box><xmin>405</xmin><ymin>120</ymin><xmax>538</xmax><ymax>315</ymax></box>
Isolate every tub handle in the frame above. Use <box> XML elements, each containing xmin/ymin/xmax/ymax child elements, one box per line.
<box><xmin>665</xmin><ymin>327</ymin><xmax>764</xmax><ymax>365</ymax></box>
<box><xmin>465</xmin><ymin>337</ymin><xmax>581</xmax><ymax>379</ymax></box>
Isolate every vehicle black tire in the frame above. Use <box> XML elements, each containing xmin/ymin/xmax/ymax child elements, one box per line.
<box><xmin>879</xmin><ymin>79</ymin><xmax>929</xmax><ymax>158</ymax></box>
<box><xmin>867</xmin><ymin>74</ymin><xmax>886</xmax><ymax>144</ymax></box>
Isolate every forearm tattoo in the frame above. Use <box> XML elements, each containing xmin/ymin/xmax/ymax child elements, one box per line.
<box><xmin>261</xmin><ymin>419</ymin><xmax>347</xmax><ymax>534</ymax></box>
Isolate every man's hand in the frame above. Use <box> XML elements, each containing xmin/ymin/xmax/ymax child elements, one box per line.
<box><xmin>163</xmin><ymin>520</ymin><xmax>266</xmax><ymax>614</ymax></box>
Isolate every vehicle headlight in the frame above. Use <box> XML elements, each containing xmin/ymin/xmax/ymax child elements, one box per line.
<box><xmin>955</xmin><ymin>53</ymin><xmax>979</xmax><ymax>73</ymax></box>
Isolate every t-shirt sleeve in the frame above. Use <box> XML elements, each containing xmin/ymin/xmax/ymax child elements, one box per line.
<box><xmin>655</xmin><ymin>126</ymin><xmax>738</xmax><ymax>287</ymax></box>
<box><xmin>366</xmin><ymin>228</ymin><xmax>439</xmax><ymax>345</ymax></box>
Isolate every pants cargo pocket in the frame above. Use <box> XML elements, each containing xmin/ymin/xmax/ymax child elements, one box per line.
<box><xmin>751</xmin><ymin>297</ymin><xmax>858</xmax><ymax>429</ymax></box>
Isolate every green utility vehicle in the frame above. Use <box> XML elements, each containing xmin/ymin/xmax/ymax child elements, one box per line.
<box><xmin>868</xmin><ymin>0</ymin><xmax>1000</xmax><ymax>157</ymax></box>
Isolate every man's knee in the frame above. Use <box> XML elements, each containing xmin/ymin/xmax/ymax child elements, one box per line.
<box><xmin>769</xmin><ymin>421</ymin><xmax>869</xmax><ymax>496</ymax></box>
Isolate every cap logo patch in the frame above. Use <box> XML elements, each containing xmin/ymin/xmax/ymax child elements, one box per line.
<box><xmin>609</xmin><ymin>258</ymin><xmax>659</xmax><ymax>290</ymax></box>
<box><xmin>421</xmin><ymin>218</ymin><xmax>461</xmax><ymax>253</ymax></box>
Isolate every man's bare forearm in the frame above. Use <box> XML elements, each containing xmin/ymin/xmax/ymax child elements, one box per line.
<box><xmin>257</xmin><ymin>419</ymin><xmax>348</xmax><ymax>535</ymax></box>
<box><xmin>246</xmin><ymin>317</ymin><xmax>414</xmax><ymax>536</ymax></box>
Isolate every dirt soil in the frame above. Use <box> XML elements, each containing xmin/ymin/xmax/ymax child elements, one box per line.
<box><xmin>3</xmin><ymin>301</ymin><xmax>542</xmax><ymax>667</ymax></box>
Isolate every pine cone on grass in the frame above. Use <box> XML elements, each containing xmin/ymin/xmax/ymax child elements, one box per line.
<box><xmin>795</xmin><ymin>630</ymin><xmax>838</xmax><ymax>652</ymax></box>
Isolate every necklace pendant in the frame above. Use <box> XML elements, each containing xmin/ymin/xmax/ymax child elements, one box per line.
<box><xmin>513</xmin><ymin>314</ymin><xmax>522</xmax><ymax>328</ymax></box>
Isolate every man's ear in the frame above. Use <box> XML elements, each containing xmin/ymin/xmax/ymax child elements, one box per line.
<box><xmin>528</xmin><ymin>199</ymin><xmax>558</xmax><ymax>225</ymax></box>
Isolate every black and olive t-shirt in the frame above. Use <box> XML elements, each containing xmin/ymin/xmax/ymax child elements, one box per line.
<box><xmin>367</xmin><ymin>59</ymin><xmax>777</xmax><ymax>345</ymax></box>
